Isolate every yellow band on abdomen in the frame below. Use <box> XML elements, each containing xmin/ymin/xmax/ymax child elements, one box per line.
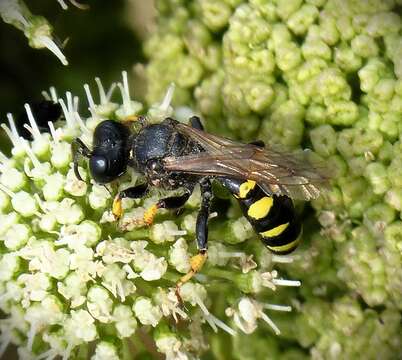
<box><xmin>238</xmin><ymin>180</ymin><xmax>256</xmax><ymax>199</ymax></box>
<box><xmin>247</xmin><ymin>196</ymin><xmax>273</xmax><ymax>219</ymax></box>
<box><xmin>260</xmin><ymin>222</ymin><xmax>289</xmax><ymax>238</ymax></box>
<box><xmin>266</xmin><ymin>237</ymin><xmax>299</xmax><ymax>253</ymax></box>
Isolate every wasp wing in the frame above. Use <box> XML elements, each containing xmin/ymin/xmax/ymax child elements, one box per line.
<box><xmin>164</xmin><ymin>123</ymin><xmax>328</xmax><ymax>200</ymax></box>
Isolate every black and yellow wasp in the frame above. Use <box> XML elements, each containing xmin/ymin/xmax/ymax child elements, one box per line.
<box><xmin>72</xmin><ymin>116</ymin><xmax>327</xmax><ymax>290</ymax></box>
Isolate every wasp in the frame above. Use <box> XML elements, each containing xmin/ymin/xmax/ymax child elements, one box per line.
<box><xmin>72</xmin><ymin>116</ymin><xmax>327</xmax><ymax>291</ymax></box>
<box><xmin>16</xmin><ymin>100</ymin><xmax>62</xmax><ymax>140</ymax></box>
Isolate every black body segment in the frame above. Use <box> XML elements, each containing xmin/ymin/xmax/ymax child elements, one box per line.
<box><xmin>90</xmin><ymin>120</ymin><xmax>131</xmax><ymax>184</ymax></box>
<box><xmin>17</xmin><ymin>100</ymin><xmax>62</xmax><ymax>140</ymax></box>
<box><xmin>131</xmin><ymin>118</ymin><xmax>202</xmax><ymax>189</ymax></box>
<box><xmin>219</xmin><ymin>177</ymin><xmax>301</xmax><ymax>254</ymax></box>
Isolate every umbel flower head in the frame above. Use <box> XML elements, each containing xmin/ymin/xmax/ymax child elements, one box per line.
<box><xmin>0</xmin><ymin>72</ymin><xmax>301</xmax><ymax>359</ymax></box>
<box><xmin>145</xmin><ymin>0</ymin><xmax>402</xmax><ymax>357</ymax></box>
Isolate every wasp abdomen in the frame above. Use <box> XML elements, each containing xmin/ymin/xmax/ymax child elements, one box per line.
<box><xmin>219</xmin><ymin>178</ymin><xmax>301</xmax><ymax>255</ymax></box>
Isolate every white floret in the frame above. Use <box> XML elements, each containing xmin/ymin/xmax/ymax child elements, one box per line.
<box><xmin>86</xmin><ymin>285</ymin><xmax>114</xmax><ymax>323</ymax></box>
<box><xmin>133</xmin><ymin>297</ymin><xmax>162</xmax><ymax>327</ymax></box>
<box><xmin>57</xmin><ymin>272</ymin><xmax>88</xmax><ymax>308</ymax></box>
<box><xmin>65</xmin><ymin>309</ymin><xmax>98</xmax><ymax>343</ymax></box>
<box><xmin>112</xmin><ymin>304</ymin><xmax>138</xmax><ymax>338</ymax></box>
<box><xmin>168</xmin><ymin>237</ymin><xmax>191</xmax><ymax>273</ymax></box>
<box><xmin>91</xmin><ymin>341</ymin><xmax>120</xmax><ymax>360</ymax></box>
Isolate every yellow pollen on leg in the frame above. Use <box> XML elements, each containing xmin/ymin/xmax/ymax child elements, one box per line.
<box><xmin>177</xmin><ymin>252</ymin><xmax>208</xmax><ymax>287</ymax></box>
<box><xmin>143</xmin><ymin>204</ymin><xmax>159</xmax><ymax>225</ymax></box>
<box><xmin>112</xmin><ymin>195</ymin><xmax>123</xmax><ymax>219</ymax></box>
<box><xmin>247</xmin><ymin>196</ymin><xmax>273</xmax><ymax>219</ymax></box>
<box><xmin>124</xmin><ymin>115</ymin><xmax>139</xmax><ymax>122</ymax></box>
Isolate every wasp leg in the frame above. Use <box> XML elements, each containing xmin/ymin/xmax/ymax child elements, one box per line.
<box><xmin>176</xmin><ymin>179</ymin><xmax>212</xmax><ymax>299</ymax></box>
<box><xmin>143</xmin><ymin>191</ymin><xmax>192</xmax><ymax>226</ymax></box>
<box><xmin>113</xmin><ymin>183</ymin><xmax>149</xmax><ymax>219</ymax></box>
<box><xmin>71</xmin><ymin>138</ymin><xmax>91</xmax><ymax>181</ymax></box>
<box><xmin>189</xmin><ymin>115</ymin><xmax>204</xmax><ymax>130</ymax></box>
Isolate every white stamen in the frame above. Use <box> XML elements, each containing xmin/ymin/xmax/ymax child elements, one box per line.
<box><xmin>36</xmin><ymin>36</ymin><xmax>68</xmax><ymax>66</ymax></box>
<box><xmin>95</xmin><ymin>77</ymin><xmax>107</xmax><ymax>104</ymax></box>
<box><xmin>7</xmin><ymin>113</ymin><xmax>19</xmax><ymax>139</ymax></box>
<box><xmin>22</xmin><ymin>142</ymin><xmax>41</xmax><ymax>168</ymax></box>
<box><xmin>24</xmin><ymin>104</ymin><xmax>41</xmax><ymax>138</ymax></box>
<box><xmin>260</xmin><ymin>311</ymin><xmax>281</xmax><ymax>335</ymax></box>
<box><xmin>73</xmin><ymin>96</ymin><xmax>79</xmax><ymax>111</ymax></box>
<box><xmin>48</xmin><ymin>121</ymin><xmax>59</xmax><ymax>143</ymax></box>
<box><xmin>272</xmin><ymin>255</ymin><xmax>294</xmax><ymax>263</ymax></box>
<box><xmin>263</xmin><ymin>304</ymin><xmax>292</xmax><ymax>312</ymax></box>
<box><xmin>50</xmin><ymin>87</ymin><xmax>58</xmax><ymax>103</ymax></box>
<box><xmin>62</xmin><ymin>342</ymin><xmax>74</xmax><ymax>360</ymax></box>
<box><xmin>118</xmin><ymin>83</ymin><xmax>130</xmax><ymax>108</ymax></box>
<box><xmin>41</xmin><ymin>90</ymin><xmax>51</xmax><ymax>101</ymax></box>
<box><xmin>160</xmin><ymin>83</ymin><xmax>175</xmax><ymax>111</ymax></box>
<box><xmin>0</xmin><ymin>184</ymin><xmax>15</xmax><ymax>198</ymax></box>
<box><xmin>36</xmin><ymin>348</ymin><xmax>58</xmax><ymax>360</ymax></box>
<box><xmin>58</xmin><ymin>99</ymin><xmax>74</xmax><ymax>129</ymax></box>
<box><xmin>84</xmin><ymin>84</ymin><xmax>96</xmax><ymax>109</ymax></box>
<box><xmin>106</xmin><ymin>83</ymin><xmax>117</xmax><ymax>100</ymax></box>
<box><xmin>23</xmin><ymin>124</ymin><xmax>35</xmax><ymax>137</ymax></box>
<box><xmin>220</xmin><ymin>251</ymin><xmax>244</xmax><ymax>258</ymax></box>
<box><xmin>66</xmin><ymin>92</ymin><xmax>74</xmax><ymax>114</ymax></box>
<box><xmin>24</xmin><ymin>158</ymin><xmax>33</xmax><ymax>177</ymax></box>
<box><xmin>166</xmin><ymin>229</ymin><xmax>187</xmax><ymax>237</ymax></box>
<box><xmin>27</xmin><ymin>321</ymin><xmax>38</xmax><ymax>351</ymax></box>
<box><xmin>195</xmin><ymin>297</ymin><xmax>236</xmax><ymax>336</ymax></box>
<box><xmin>3</xmin><ymin>115</ymin><xmax>22</xmax><ymax>147</ymax></box>
<box><xmin>57</xmin><ymin>0</ymin><xmax>69</xmax><ymax>10</ymax></box>
<box><xmin>122</xmin><ymin>71</ymin><xmax>130</xmax><ymax>99</ymax></box>
<box><xmin>272</xmin><ymin>278</ymin><xmax>301</xmax><ymax>287</ymax></box>
<box><xmin>74</xmin><ymin>112</ymin><xmax>90</xmax><ymax>135</ymax></box>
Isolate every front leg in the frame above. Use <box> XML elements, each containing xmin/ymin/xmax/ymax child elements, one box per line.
<box><xmin>113</xmin><ymin>183</ymin><xmax>149</xmax><ymax>218</ymax></box>
<box><xmin>176</xmin><ymin>178</ymin><xmax>212</xmax><ymax>294</ymax></box>
<box><xmin>71</xmin><ymin>138</ymin><xmax>91</xmax><ymax>181</ymax></box>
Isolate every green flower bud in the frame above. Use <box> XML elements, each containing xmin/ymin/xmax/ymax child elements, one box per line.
<box><xmin>200</xmin><ymin>0</ymin><xmax>232</xmax><ymax>31</ymax></box>
<box><xmin>276</xmin><ymin>0</ymin><xmax>303</xmax><ymax>20</ymax></box>
<box><xmin>351</xmin><ymin>34</ymin><xmax>379</xmax><ymax>58</ymax></box>
<box><xmin>334</xmin><ymin>44</ymin><xmax>363</xmax><ymax>72</ymax></box>
<box><xmin>365</xmin><ymin>162</ymin><xmax>391</xmax><ymax>195</ymax></box>
<box><xmin>310</xmin><ymin>125</ymin><xmax>337</xmax><ymax>157</ymax></box>
<box><xmin>287</xmin><ymin>4</ymin><xmax>319</xmax><ymax>36</ymax></box>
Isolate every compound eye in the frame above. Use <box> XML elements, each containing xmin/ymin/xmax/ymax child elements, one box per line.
<box><xmin>89</xmin><ymin>155</ymin><xmax>109</xmax><ymax>184</ymax></box>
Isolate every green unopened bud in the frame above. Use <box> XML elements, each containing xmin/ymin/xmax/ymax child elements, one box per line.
<box><xmin>334</xmin><ymin>44</ymin><xmax>362</xmax><ymax>72</ymax></box>
<box><xmin>276</xmin><ymin>0</ymin><xmax>302</xmax><ymax>20</ymax></box>
<box><xmin>200</xmin><ymin>0</ymin><xmax>231</xmax><ymax>31</ymax></box>
<box><xmin>310</xmin><ymin>125</ymin><xmax>337</xmax><ymax>157</ymax></box>
<box><xmin>365</xmin><ymin>162</ymin><xmax>391</xmax><ymax>195</ymax></box>
<box><xmin>287</xmin><ymin>4</ymin><xmax>319</xmax><ymax>36</ymax></box>
<box><xmin>351</xmin><ymin>34</ymin><xmax>379</xmax><ymax>58</ymax></box>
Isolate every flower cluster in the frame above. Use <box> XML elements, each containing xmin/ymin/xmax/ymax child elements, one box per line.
<box><xmin>0</xmin><ymin>73</ymin><xmax>299</xmax><ymax>359</ymax></box>
<box><xmin>145</xmin><ymin>0</ymin><xmax>402</xmax><ymax>357</ymax></box>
